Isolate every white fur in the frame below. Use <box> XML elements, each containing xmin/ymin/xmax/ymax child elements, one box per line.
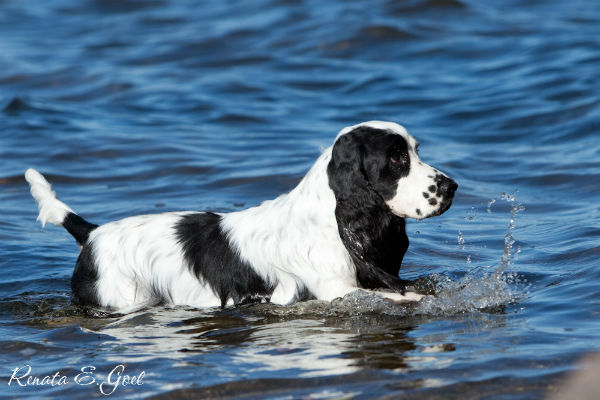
<box><xmin>89</xmin><ymin>212</ymin><xmax>223</xmax><ymax>310</ymax></box>
<box><xmin>385</xmin><ymin>144</ymin><xmax>450</xmax><ymax>220</ymax></box>
<box><xmin>25</xmin><ymin>168</ymin><xmax>74</xmax><ymax>227</ymax></box>
<box><xmin>336</xmin><ymin>120</ymin><xmax>410</xmax><ymax>139</ymax></box>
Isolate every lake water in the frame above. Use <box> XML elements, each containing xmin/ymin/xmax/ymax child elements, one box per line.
<box><xmin>1</xmin><ymin>0</ymin><xmax>599</xmax><ymax>398</ymax></box>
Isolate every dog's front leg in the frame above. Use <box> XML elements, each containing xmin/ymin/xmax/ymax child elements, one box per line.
<box><xmin>314</xmin><ymin>279</ymin><xmax>423</xmax><ymax>303</ymax></box>
<box><xmin>369</xmin><ymin>290</ymin><xmax>423</xmax><ymax>302</ymax></box>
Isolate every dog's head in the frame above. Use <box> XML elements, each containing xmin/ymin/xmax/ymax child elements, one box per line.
<box><xmin>325</xmin><ymin>121</ymin><xmax>457</xmax><ymax>289</ymax></box>
<box><xmin>328</xmin><ymin>121</ymin><xmax>457</xmax><ymax>220</ymax></box>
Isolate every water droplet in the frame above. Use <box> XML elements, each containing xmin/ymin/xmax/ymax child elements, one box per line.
<box><xmin>457</xmin><ymin>230</ymin><xmax>466</xmax><ymax>250</ymax></box>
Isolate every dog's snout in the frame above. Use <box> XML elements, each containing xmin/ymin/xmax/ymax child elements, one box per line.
<box><xmin>439</xmin><ymin>176</ymin><xmax>458</xmax><ymax>197</ymax></box>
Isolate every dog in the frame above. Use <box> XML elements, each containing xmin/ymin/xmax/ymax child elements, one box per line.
<box><xmin>25</xmin><ymin>121</ymin><xmax>457</xmax><ymax>312</ymax></box>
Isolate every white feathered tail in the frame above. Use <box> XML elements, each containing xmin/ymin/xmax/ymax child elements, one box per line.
<box><xmin>25</xmin><ymin>168</ymin><xmax>74</xmax><ymax>227</ymax></box>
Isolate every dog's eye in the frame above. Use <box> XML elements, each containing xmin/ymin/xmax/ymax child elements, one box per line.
<box><xmin>415</xmin><ymin>143</ymin><xmax>420</xmax><ymax>153</ymax></box>
<box><xmin>389</xmin><ymin>145</ymin><xmax>407</xmax><ymax>166</ymax></box>
<box><xmin>390</xmin><ymin>154</ymin><xmax>406</xmax><ymax>165</ymax></box>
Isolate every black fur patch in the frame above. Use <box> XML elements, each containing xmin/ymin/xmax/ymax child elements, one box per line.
<box><xmin>293</xmin><ymin>284</ymin><xmax>316</xmax><ymax>302</ymax></box>
<box><xmin>327</xmin><ymin>127</ymin><xmax>411</xmax><ymax>292</ymax></box>
<box><xmin>175</xmin><ymin>213</ymin><xmax>274</xmax><ymax>307</ymax></box>
<box><xmin>63</xmin><ymin>212</ymin><xmax>98</xmax><ymax>245</ymax></box>
<box><xmin>71</xmin><ymin>244</ymin><xmax>100</xmax><ymax>305</ymax></box>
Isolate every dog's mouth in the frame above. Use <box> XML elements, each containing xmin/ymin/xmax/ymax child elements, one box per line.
<box><xmin>429</xmin><ymin>183</ymin><xmax>458</xmax><ymax>217</ymax></box>
<box><xmin>429</xmin><ymin>198</ymin><xmax>454</xmax><ymax>218</ymax></box>
<box><xmin>390</xmin><ymin>199</ymin><xmax>453</xmax><ymax>220</ymax></box>
<box><xmin>387</xmin><ymin>194</ymin><xmax>456</xmax><ymax>220</ymax></box>
<box><xmin>431</xmin><ymin>177</ymin><xmax>458</xmax><ymax>217</ymax></box>
<box><xmin>420</xmin><ymin>184</ymin><xmax>457</xmax><ymax>219</ymax></box>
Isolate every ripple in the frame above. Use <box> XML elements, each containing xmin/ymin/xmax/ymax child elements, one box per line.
<box><xmin>3</xmin><ymin>97</ymin><xmax>29</xmax><ymax>113</ymax></box>
<box><xmin>1</xmin><ymin>0</ymin><xmax>600</xmax><ymax>398</ymax></box>
<box><xmin>360</xmin><ymin>25</ymin><xmax>420</xmax><ymax>40</ymax></box>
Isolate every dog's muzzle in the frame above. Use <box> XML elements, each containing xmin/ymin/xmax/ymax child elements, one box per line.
<box><xmin>435</xmin><ymin>175</ymin><xmax>458</xmax><ymax>216</ymax></box>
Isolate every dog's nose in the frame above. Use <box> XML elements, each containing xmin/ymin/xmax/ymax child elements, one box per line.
<box><xmin>439</xmin><ymin>176</ymin><xmax>458</xmax><ymax>197</ymax></box>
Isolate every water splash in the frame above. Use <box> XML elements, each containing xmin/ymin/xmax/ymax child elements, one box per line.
<box><xmin>457</xmin><ymin>230</ymin><xmax>466</xmax><ymax>250</ymax></box>
<box><xmin>458</xmin><ymin>206</ymin><xmax>478</xmax><ymax>263</ymax></box>
<box><xmin>415</xmin><ymin>269</ymin><xmax>524</xmax><ymax>316</ymax></box>
<box><xmin>486</xmin><ymin>198</ymin><xmax>496</xmax><ymax>213</ymax></box>
<box><xmin>418</xmin><ymin>191</ymin><xmax>527</xmax><ymax>316</ymax></box>
<box><xmin>497</xmin><ymin>191</ymin><xmax>525</xmax><ymax>271</ymax></box>
<box><xmin>457</xmin><ymin>230</ymin><xmax>471</xmax><ymax>263</ymax></box>
<box><xmin>250</xmin><ymin>192</ymin><xmax>528</xmax><ymax>318</ymax></box>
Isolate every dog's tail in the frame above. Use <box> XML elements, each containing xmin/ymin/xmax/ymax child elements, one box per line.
<box><xmin>25</xmin><ymin>168</ymin><xmax>98</xmax><ymax>245</ymax></box>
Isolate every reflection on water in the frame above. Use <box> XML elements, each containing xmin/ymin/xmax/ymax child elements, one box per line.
<box><xmin>98</xmin><ymin>305</ymin><xmax>419</xmax><ymax>376</ymax></box>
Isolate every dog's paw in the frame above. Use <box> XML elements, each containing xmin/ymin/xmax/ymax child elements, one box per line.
<box><xmin>378</xmin><ymin>291</ymin><xmax>424</xmax><ymax>303</ymax></box>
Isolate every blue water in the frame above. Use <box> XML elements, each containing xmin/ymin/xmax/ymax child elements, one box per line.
<box><xmin>1</xmin><ymin>0</ymin><xmax>599</xmax><ymax>398</ymax></box>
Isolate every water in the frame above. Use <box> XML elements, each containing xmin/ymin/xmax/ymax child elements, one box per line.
<box><xmin>1</xmin><ymin>0</ymin><xmax>599</xmax><ymax>398</ymax></box>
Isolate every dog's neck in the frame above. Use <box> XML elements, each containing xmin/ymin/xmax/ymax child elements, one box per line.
<box><xmin>220</xmin><ymin>147</ymin><xmax>349</xmax><ymax>283</ymax></box>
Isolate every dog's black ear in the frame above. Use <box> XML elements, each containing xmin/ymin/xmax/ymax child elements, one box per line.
<box><xmin>327</xmin><ymin>131</ymin><xmax>409</xmax><ymax>291</ymax></box>
<box><xmin>327</xmin><ymin>132</ymin><xmax>369</xmax><ymax>200</ymax></box>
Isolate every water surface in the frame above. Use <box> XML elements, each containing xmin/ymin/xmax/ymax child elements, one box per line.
<box><xmin>1</xmin><ymin>0</ymin><xmax>599</xmax><ymax>398</ymax></box>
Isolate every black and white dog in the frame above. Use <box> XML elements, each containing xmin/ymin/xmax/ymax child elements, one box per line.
<box><xmin>26</xmin><ymin>121</ymin><xmax>457</xmax><ymax>312</ymax></box>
